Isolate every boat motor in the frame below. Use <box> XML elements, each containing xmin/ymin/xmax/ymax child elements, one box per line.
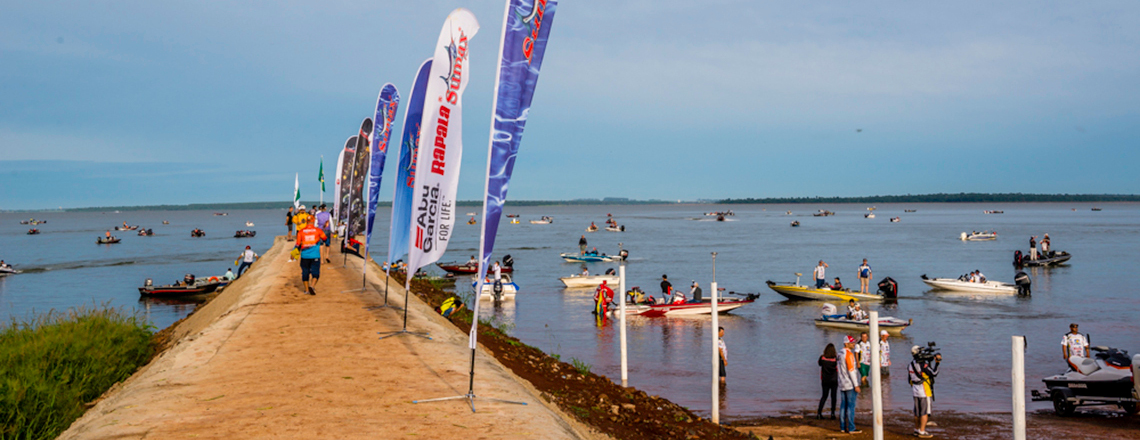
<box><xmin>1014</xmin><ymin>271</ymin><xmax>1032</xmax><ymax>296</ymax></box>
<box><xmin>1013</xmin><ymin>250</ymin><xmax>1023</xmax><ymax>266</ymax></box>
<box><xmin>877</xmin><ymin>277</ymin><xmax>898</xmax><ymax>299</ymax></box>
<box><xmin>491</xmin><ymin>279</ymin><xmax>504</xmax><ymax>301</ymax></box>
<box><xmin>502</xmin><ymin>254</ymin><xmax>514</xmax><ymax>268</ymax></box>
<box><xmin>619</xmin><ymin>249</ymin><xmax>629</xmax><ymax>260</ymax></box>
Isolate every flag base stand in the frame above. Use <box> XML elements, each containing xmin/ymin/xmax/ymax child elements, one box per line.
<box><xmin>413</xmin><ymin>392</ymin><xmax>527</xmax><ymax>413</ymax></box>
<box><xmin>364</xmin><ymin>272</ymin><xmax>396</xmax><ymax>311</ymax></box>
<box><xmin>377</xmin><ymin>278</ymin><xmax>430</xmax><ymax>340</ymax></box>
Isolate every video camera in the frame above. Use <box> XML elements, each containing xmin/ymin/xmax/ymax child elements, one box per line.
<box><xmin>913</xmin><ymin>341</ymin><xmax>941</xmax><ymax>362</ymax></box>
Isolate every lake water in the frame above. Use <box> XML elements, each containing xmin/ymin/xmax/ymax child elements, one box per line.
<box><xmin>2</xmin><ymin>203</ymin><xmax>1137</xmax><ymax>418</ymax></box>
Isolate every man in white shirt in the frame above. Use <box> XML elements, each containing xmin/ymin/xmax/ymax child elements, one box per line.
<box><xmin>857</xmin><ymin>259</ymin><xmax>872</xmax><ymax>294</ymax></box>
<box><xmin>879</xmin><ymin>330</ymin><xmax>891</xmax><ymax>377</ymax></box>
<box><xmin>1062</xmin><ymin>323</ymin><xmax>1089</xmax><ymax>368</ymax></box>
<box><xmin>856</xmin><ymin>332</ymin><xmax>872</xmax><ymax>384</ymax></box>
<box><xmin>492</xmin><ymin>261</ymin><xmax>502</xmax><ymax>281</ymax></box>
<box><xmin>236</xmin><ymin>246</ymin><xmax>258</xmax><ymax>277</ymax></box>
<box><xmin>814</xmin><ymin>260</ymin><xmax>829</xmax><ymax>289</ymax></box>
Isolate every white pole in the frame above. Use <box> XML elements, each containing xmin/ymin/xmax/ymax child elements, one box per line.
<box><xmin>1012</xmin><ymin>336</ymin><xmax>1026</xmax><ymax>440</ymax></box>
<box><xmin>869</xmin><ymin>311</ymin><xmax>883</xmax><ymax>440</ymax></box>
<box><xmin>711</xmin><ymin>280</ymin><xmax>719</xmax><ymax>425</ymax></box>
<box><xmin>619</xmin><ymin>264</ymin><xmax>628</xmax><ymax>387</ymax></box>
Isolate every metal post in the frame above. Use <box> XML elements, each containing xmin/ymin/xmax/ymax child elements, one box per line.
<box><xmin>710</xmin><ymin>251</ymin><xmax>719</xmax><ymax>424</ymax></box>
<box><xmin>1013</xmin><ymin>336</ymin><xmax>1026</xmax><ymax>440</ymax></box>
<box><xmin>619</xmin><ymin>264</ymin><xmax>628</xmax><ymax>387</ymax></box>
<box><xmin>869</xmin><ymin>311</ymin><xmax>883</xmax><ymax>440</ymax></box>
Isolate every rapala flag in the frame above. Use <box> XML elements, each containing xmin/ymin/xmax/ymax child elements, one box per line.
<box><xmin>471</xmin><ymin>0</ymin><xmax>557</xmax><ymax>349</ymax></box>
<box><xmin>366</xmin><ymin>84</ymin><xmax>400</xmax><ymax>248</ymax></box>
<box><xmin>388</xmin><ymin>59</ymin><xmax>432</xmax><ymax>264</ymax></box>
<box><xmin>336</xmin><ymin>136</ymin><xmax>356</xmax><ymax>224</ymax></box>
<box><xmin>348</xmin><ymin>119</ymin><xmax>373</xmax><ymax>238</ymax></box>
<box><xmin>406</xmin><ymin>9</ymin><xmax>480</xmax><ymax>276</ymax></box>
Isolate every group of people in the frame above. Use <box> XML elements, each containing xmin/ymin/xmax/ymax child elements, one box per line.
<box><xmin>285</xmin><ymin>204</ymin><xmax>335</xmax><ymax>295</ymax></box>
<box><xmin>1028</xmin><ymin>233</ymin><xmax>1052</xmax><ymax>260</ymax></box>
<box><xmin>818</xmin><ymin>333</ymin><xmax>939</xmax><ymax>437</ymax></box>
<box><xmin>813</xmin><ymin>259</ymin><xmax>874</xmax><ymax>294</ymax></box>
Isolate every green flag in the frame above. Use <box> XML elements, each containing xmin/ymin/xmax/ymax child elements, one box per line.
<box><xmin>318</xmin><ymin>157</ymin><xmax>325</xmax><ymax>192</ymax></box>
<box><xmin>294</xmin><ymin>173</ymin><xmax>300</xmax><ymax>208</ymax></box>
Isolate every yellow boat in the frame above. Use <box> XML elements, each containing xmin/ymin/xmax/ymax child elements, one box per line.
<box><xmin>765</xmin><ymin>281</ymin><xmax>886</xmax><ymax>302</ymax></box>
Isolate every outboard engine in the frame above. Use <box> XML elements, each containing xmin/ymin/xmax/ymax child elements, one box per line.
<box><xmin>492</xmin><ymin>280</ymin><xmax>504</xmax><ymax>301</ymax></box>
<box><xmin>877</xmin><ymin>277</ymin><xmax>898</xmax><ymax>298</ymax></box>
<box><xmin>502</xmin><ymin>254</ymin><xmax>514</xmax><ymax>268</ymax></box>
<box><xmin>184</xmin><ymin>274</ymin><xmax>195</xmax><ymax>285</ymax></box>
<box><xmin>1132</xmin><ymin>354</ymin><xmax>1140</xmax><ymax>400</ymax></box>
<box><xmin>820</xmin><ymin>303</ymin><xmax>837</xmax><ymax>317</ymax></box>
<box><xmin>619</xmin><ymin>249</ymin><xmax>629</xmax><ymax>260</ymax></box>
<box><xmin>605</xmin><ymin>268</ymin><xmax>616</xmax><ymax>275</ymax></box>
<box><xmin>1013</xmin><ymin>250</ymin><xmax>1023</xmax><ymax>266</ymax></box>
<box><xmin>1014</xmin><ymin>271</ymin><xmax>1032</xmax><ymax>296</ymax></box>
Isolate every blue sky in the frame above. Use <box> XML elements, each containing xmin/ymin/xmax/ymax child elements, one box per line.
<box><xmin>2</xmin><ymin>1</ymin><xmax>1138</xmax><ymax>209</ymax></box>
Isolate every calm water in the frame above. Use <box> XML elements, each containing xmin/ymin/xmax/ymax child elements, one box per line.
<box><xmin>2</xmin><ymin>203</ymin><xmax>1138</xmax><ymax>418</ymax></box>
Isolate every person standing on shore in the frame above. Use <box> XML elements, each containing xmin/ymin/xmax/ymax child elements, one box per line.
<box><xmin>817</xmin><ymin>343</ymin><xmax>838</xmax><ymax>420</ymax></box>
<box><xmin>718</xmin><ymin>327</ymin><xmax>727</xmax><ymax>384</ymax></box>
<box><xmin>858</xmin><ymin>258</ymin><xmax>872</xmax><ymax>294</ymax></box>
<box><xmin>579</xmin><ymin>235</ymin><xmax>587</xmax><ymax>254</ymax></box>
<box><xmin>286</xmin><ymin>206</ymin><xmax>295</xmax><ymax>241</ymax></box>
<box><xmin>236</xmin><ymin>246</ymin><xmax>258</xmax><ymax>277</ymax></box>
<box><xmin>857</xmin><ymin>332</ymin><xmax>872</xmax><ymax>384</ymax></box>
<box><xmin>838</xmin><ymin>335</ymin><xmax>861</xmax><ymax>434</ymax></box>
<box><xmin>295</xmin><ymin>218</ymin><xmax>327</xmax><ymax>295</ymax></box>
<box><xmin>315</xmin><ymin>204</ymin><xmax>332</xmax><ymax>263</ymax></box>
<box><xmin>879</xmin><ymin>330</ymin><xmax>891</xmax><ymax>377</ymax></box>
<box><xmin>814</xmin><ymin>260</ymin><xmax>829</xmax><ymax>289</ymax></box>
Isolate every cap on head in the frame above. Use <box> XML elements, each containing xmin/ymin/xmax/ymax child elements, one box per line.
<box><xmin>880</xmin><ymin>330</ymin><xmax>889</xmax><ymax>336</ymax></box>
<box><xmin>662</xmin><ymin>274</ymin><xmax>668</xmax><ymax>279</ymax></box>
<box><xmin>245</xmin><ymin>245</ymin><xmax>251</xmax><ymax>249</ymax></box>
<box><xmin>911</xmin><ymin>345</ymin><xmax>922</xmax><ymax>355</ymax></box>
<box><xmin>844</xmin><ymin>335</ymin><xmax>856</xmax><ymax>344</ymax></box>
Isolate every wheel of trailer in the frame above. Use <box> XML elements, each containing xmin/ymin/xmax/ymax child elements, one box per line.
<box><xmin>1051</xmin><ymin>390</ymin><xmax>1075</xmax><ymax>416</ymax></box>
<box><xmin>1121</xmin><ymin>402</ymin><xmax>1139</xmax><ymax>415</ymax></box>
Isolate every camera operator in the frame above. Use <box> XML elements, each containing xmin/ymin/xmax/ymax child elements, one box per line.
<box><xmin>907</xmin><ymin>345</ymin><xmax>942</xmax><ymax>438</ymax></box>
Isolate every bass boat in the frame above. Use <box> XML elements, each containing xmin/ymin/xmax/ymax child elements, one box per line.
<box><xmin>233</xmin><ymin>230</ymin><xmax>257</xmax><ymax>238</ymax></box>
<box><xmin>0</xmin><ymin>266</ymin><xmax>21</xmax><ymax>276</ymax></box>
<box><xmin>561</xmin><ymin>249</ymin><xmax>628</xmax><ymax>263</ymax></box>
<box><xmin>815</xmin><ymin>303</ymin><xmax>910</xmax><ymax>335</ymax></box>
<box><xmin>530</xmin><ymin>216</ymin><xmax>554</xmax><ymax>224</ymax></box>
<box><xmin>115</xmin><ymin>225</ymin><xmax>139</xmax><ymax>231</ymax></box>
<box><xmin>766</xmin><ymin>280</ymin><xmax>886</xmax><ymax>302</ymax></box>
<box><xmin>138</xmin><ymin>277</ymin><xmax>223</xmax><ymax>296</ymax></box>
<box><xmin>919</xmin><ymin>274</ymin><xmax>1018</xmax><ymax>294</ymax></box>
<box><xmin>473</xmin><ymin>274</ymin><xmax>519</xmax><ymax>301</ymax></box>
<box><xmin>610</xmin><ymin>293</ymin><xmax>759</xmax><ymax>318</ymax></box>
<box><xmin>605</xmin><ymin>225</ymin><xmax>625</xmax><ymax>232</ymax></box>
<box><xmin>97</xmin><ymin>236</ymin><xmax>121</xmax><ymax>244</ymax></box>
<box><xmin>559</xmin><ymin>274</ymin><xmax>619</xmax><ymax>288</ymax></box>
<box><xmin>961</xmin><ymin>231</ymin><xmax>997</xmax><ymax>241</ymax></box>
<box><xmin>1014</xmin><ymin>250</ymin><xmax>1071</xmax><ymax>267</ymax></box>
<box><xmin>436</xmin><ymin>261</ymin><xmax>514</xmax><ymax>275</ymax></box>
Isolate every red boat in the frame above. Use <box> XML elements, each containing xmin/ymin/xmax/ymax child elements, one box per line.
<box><xmin>436</xmin><ymin>262</ymin><xmax>513</xmax><ymax>275</ymax></box>
<box><xmin>609</xmin><ymin>294</ymin><xmax>759</xmax><ymax>318</ymax></box>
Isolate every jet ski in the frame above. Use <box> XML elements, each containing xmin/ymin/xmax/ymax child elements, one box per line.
<box><xmin>1032</xmin><ymin>346</ymin><xmax>1140</xmax><ymax>416</ymax></box>
<box><xmin>0</xmin><ymin>265</ymin><xmax>21</xmax><ymax>276</ymax></box>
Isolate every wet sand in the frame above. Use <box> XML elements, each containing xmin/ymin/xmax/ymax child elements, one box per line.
<box><xmin>60</xmin><ymin>237</ymin><xmax>607</xmax><ymax>440</ymax></box>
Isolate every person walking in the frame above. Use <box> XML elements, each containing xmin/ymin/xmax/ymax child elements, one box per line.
<box><xmin>295</xmin><ymin>218</ymin><xmax>327</xmax><ymax>295</ymax></box>
<box><xmin>879</xmin><ymin>330</ymin><xmax>892</xmax><ymax>377</ymax></box>
<box><xmin>814</xmin><ymin>260</ymin><xmax>829</xmax><ymax>289</ymax></box>
<box><xmin>579</xmin><ymin>235</ymin><xmax>588</xmax><ymax>254</ymax></box>
<box><xmin>908</xmin><ymin>346</ymin><xmax>941</xmax><ymax>438</ymax></box>
<box><xmin>236</xmin><ymin>246</ymin><xmax>258</xmax><ymax>277</ymax></box>
<box><xmin>838</xmin><ymin>335</ymin><xmax>862</xmax><ymax>434</ymax></box>
<box><xmin>718</xmin><ymin>327</ymin><xmax>727</xmax><ymax>384</ymax></box>
<box><xmin>315</xmin><ymin>204</ymin><xmax>332</xmax><ymax>263</ymax></box>
<box><xmin>817</xmin><ymin>343</ymin><xmax>839</xmax><ymax>420</ymax></box>
<box><xmin>286</xmin><ymin>206</ymin><xmax>295</xmax><ymax>241</ymax></box>
<box><xmin>858</xmin><ymin>258</ymin><xmax>872</xmax><ymax>294</ymax></box>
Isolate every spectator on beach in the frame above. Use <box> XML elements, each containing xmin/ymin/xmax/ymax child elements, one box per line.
<box><xmin>814</xmin><ymin>260</ymin><xmax>829</xmax><ymax>289</ymax></box>
<box><xmin>857</xmin><ymin>332</ymin><xmax>872</xmax><ymax>384</ymax></box>
<box><xmin>818</xmin><ymin>343</ymin><xmax>838</xmax><ymax>420</ymax></box>
<box><xmin>880</xmin><ymin>330</ymin><xmax>891</xmax><ymax>377</ymax></box>
<box><xmin>718</xmin><ymin>327</ymin><xmax>727</xmax><ymax>384</ymax></box>
<box><xmin>286</xmin><ymin>206</ymin><xmax>295</xmax><ymax>241</ymax></box>
<box><xmin>315</xmin><ymin>204</ymin><xmax>332</xmax><ymax>263</ymax></box>
<box><xmin>858</xmin><ymin>259</ymin><xmax>872</xmax><ymax>294</ymax></box>
<box><xmin>838</xmin><ymin>335</ymin><xmax>861</xmax><ymax>434</ymax></box>
<box><xmin>296</xmin><ymin>218</ymin><xmax>327</xmax><ymax>295</ymax></box>
<box><xmin>236</xmin><ymin>246</ymin><xmax>258</xmax><ymax>277</ymax></box>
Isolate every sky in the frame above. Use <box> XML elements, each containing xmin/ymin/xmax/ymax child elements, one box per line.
<box><xmin>2</xmin><ymin>1</ymin><xmax>1138</xmax><ymax>209</ymax></box>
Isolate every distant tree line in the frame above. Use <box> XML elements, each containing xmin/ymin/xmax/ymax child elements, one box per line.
<box><xmin>719</xmin><ymin>193</ymin><xmax>1140</xmax><ymax>204</ymax></box>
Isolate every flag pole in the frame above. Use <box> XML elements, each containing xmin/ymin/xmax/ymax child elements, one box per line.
<box><xmin>319</xmin><ymin>155</ymin><xmax>324</xmax><ymax>206</ymax></box>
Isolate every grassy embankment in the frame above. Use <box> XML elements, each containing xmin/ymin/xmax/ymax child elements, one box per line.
<box><xmin>0</xmin><ymin>306</ymin><xmax>154</xmax><ymax>440</ymax></box>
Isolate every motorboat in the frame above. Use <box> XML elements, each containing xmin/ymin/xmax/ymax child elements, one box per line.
<box><xmin>437</xmin><ymin>255</ymin><xmax>514</xmax><ymax>275</ymax></box>
<box><xmin>716</xmin><ymin>214</ymin><xmax>725</xmax><ymax>221</ymax></box>
<box><xmin>791</xmin><ymin>221</ymin><xmax>800</xmax><ymax>227</ymax></box>
<box><xmin>1032</xmin><ymin>346</ymin><xmax>1140</xmax><ymax>416</ymax></box>
<box><xmin>814</xmin><ymin>303</ymin><xmax>911</xmax><ymax>335</ymax></box>
<box><xmin>905</xmin><ymin>209</ymin><xmax>917</xmax><ymax>213</ymax></box>
<box><xmin>704</xmin><ymin>211</ymin><xmax>734</xmax><ymax>216</ymax></box>
<box><xmin>983</xmin><ymin>210</ymin><xmax>1004</xmax><ymax>214</ymax></box>
<box><xmin>561</xmin><ymin>249</ymin><xmax>627</xmax><ymax>263</ymax></box>
<box><xmin>245</xmin><ymin>221</ymin><xmax>255</xmax><ymax>227</ymax></box>
<box><xmin>766</xmin><ymin>279</ymin><xmax>886</xmax><ymax>302</ymax></box>
<box><xmin>1092</xmin><ymin>207</ymin><xmax>1102</xmax><ymax>211</ymax></box>
<box><xmin>962</xmin><ymin>230</ymin><xmax>998</xmax><ymax>240</ymax></box>
<box><xmin>27</xmin><ymin>228</ymin><xmax>40</xmax><ymax>235</ymax></box>
<box><xmin>465</xmin><ymin>212</ymin><xmax>477</xmax><ymax>216</ymax></box>
<box><xmin>0</xmin><ymin>265</ymin><xmax>21</xmax><ymax>276</ymax></box>
<box><xmin>786</xmin><ymin>211</ymin><xmax>792</xmax><ymax>215</ymax></box>
<box><xmin>138</xmin><ymin>276</ymin><xmax>223</xmax><ymax>297</ymax></box>
<box><xmin>586</xmin><ymin>224</ymin><xmax>598</xmax><ymax>232</ymax></box>
<box><xmin>233</xmin><ymin>230</ymin><xmax>257</xmax><ymax>238</ymax></box>
<box><xmin>510</xmin><ymin>218</ymin><xmax>519</xmax><ymax>224</ymax></box>
<box><xmin>864</xmin><ymin>213</ymin><xmax>875</xmax><ymax>219</ymax></box>
<box><xmin>506</xmin><ymin>214</ymin><xmax>519</xmax><ymax>218</ymax></box>
<box><xmin>473</xmin><ymin>275</ymin><xmax>519</xmax><ymax>301</ymax></box>
<box><xmin>919</xmin><ymin>274</ymin><xmax>1019</xmax><ymax>294</ymax></box>
<box><xmin>610</xmin><ymin>293</ymin><xmax>759</xmax><ymax>317</ymax></box>
<box><xmin>559</xmin><ymin>274</ymin><xmax>619</xmax><ymax>288</ymax></box>
<box><xmin>162</xmin><ymin>220</ymin><xmax>170</xmax><ymax>224</ymax></box>
<box><xmin>191</xmin><ymin>229</ymin><xmax>206</xmax><ymax>237</ymax></box>
<box><xmin>97</xmin><ymin>236</ymin><xmax>121</xmax><ymax>244</ymax></box>
<box><xmin>530</xmin><ymin>216</ymin><xmax>554</xmax><ymax>224</ymax></box>
<box><xmin>812</xmin><ymin>210</ymin><xmax>835</xmax><ymax>217</ymax></box>
<box><xmin>137</xmin><ymin>229</ymin><xmax>155</xmax><ymax>236</ymax></box>
<box><xmin>467</xmin><ymin>217</ymin><xmax>477</xmax><ymax>225</ymax></box>
<box><xmin>889</xmin><ymin>217</ymin><xmax>901</xmax><ymax>222</ymax></box>
<box><xmin>115</xmin><ymin>225</ymin><xmax>139</xmax><ymax>231</ymax></box>
<box><xmin>214</xmin><ymin>212</ymin><xmax>228</xmax><ymax>216</ymax></box>
<box><xmin>605</xmin><ymin>225</ymin><xmax>625</xmax><ymax>232</ymax></box>
<box><xmin>1014</xmin><ymin>250</ymin><xmax>1071</xmax><ymax>267</ymax></box>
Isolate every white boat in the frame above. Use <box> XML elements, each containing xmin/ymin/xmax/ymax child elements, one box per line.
<box><xmin>960</xmin><ymin>231</ymin><xmax>997</xmax><ymax>241</ymax></box>
<box><xmin>0</xmin><ymin>266</ymin><xmax>21</xmax><ymax>276</ymax></box>
<box><xmin>864</xmin><ymin>213</ymin><xmax>875</xmax><ymax>219</ymax></box>
<box><xmin>559</xmin><ymin>274</ymin><xmax>619</xmax><ymax>288</ymax></box>
<box><xmin>466</xmin><ymin>212</ymin><xmax>477</xmax><ymax>216</ymax></box>
<box><xmin>246</xmin><ymin>221</ymin><xmax>255</xmax><ymax>227</ymax></box>
<box><xmin>473</xmin><ymin>274</ymin><xmax>519</xmax><ymax>301</ymax></box>
<box><xmin>920</xmin><ymin>275</ymin><xmax>1016</xmax><ymax>294</ymax></box>
<box><xmin>605</xmin><ymin>226</ymin><xmax>624</xmax><ymax>232</ymax></box>
<box><xmin>814</xmin><ymin>303</ymin><xmax>909</xmax><ymax>334</ymax></box>
<box><xmin>530</xmin><ymin>216</ymin><xmax>554</xmax><ymax>224</ymax></box>
<box><xmin>889</xmin><ymin>217</ymin><xmax>900</xmax><ymax>222</ymax></box>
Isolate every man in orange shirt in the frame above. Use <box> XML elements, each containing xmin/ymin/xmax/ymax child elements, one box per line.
<box><xmin>295</xmin><ymin>218</ymin><xmax>327</xmax><ymax>295</ymax></box>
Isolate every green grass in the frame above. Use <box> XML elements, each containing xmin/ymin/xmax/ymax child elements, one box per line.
<box><xmin>0</xmin><ymin>306</ymin><xmax>155</xmax><ymax>440</ymax></box>
<box><xmin>570</xmin><ymin>358</ymin><xmax>592</xmax><ymax>376</ymax></box>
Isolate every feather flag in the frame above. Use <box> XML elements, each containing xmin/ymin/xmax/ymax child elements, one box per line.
<box><xmin>293</xmin><ymin>173</ymin><xmax>300</xmax><ymax>208</ymax></box>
